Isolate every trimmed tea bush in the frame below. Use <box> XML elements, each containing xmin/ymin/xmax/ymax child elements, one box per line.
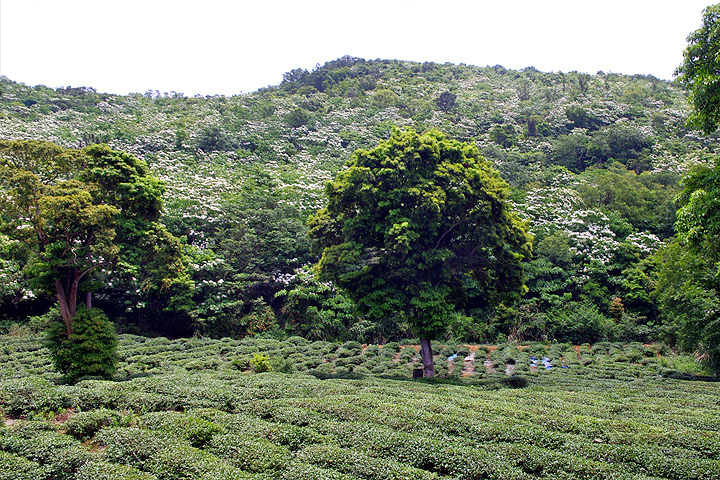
<box><xmin>209</xmin><ymin>432</ymin><xmax>292</xmax><ymax>473</ymax></box>
<box><xmin>75</xmin><ymin>461</ymin><xmax>158</xmax><ymax>480</ymax></box>
<box><xmin>138</xmin><ymin>411</ymin><xmax>224</xmax><ymax>447</ymax></box>
<box><xmin>0</xmin><ymin>377</ymin><xmax>68</xmax><ymax>415</ymax></box>
<box><xmin>64</xmin><ymin>408</ymin><xmax>122</xmax><ymax>440</ymax></box>
<box><xmin>0</xmin><ymin>450</ymin><xmax>46</xmax><ymax>480</ymax></box>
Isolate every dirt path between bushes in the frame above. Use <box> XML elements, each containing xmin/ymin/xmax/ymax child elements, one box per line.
<box><xmin>460</xmin><ymin>351</ymin><xmax>475</xmax><ymax>377</ymax></box>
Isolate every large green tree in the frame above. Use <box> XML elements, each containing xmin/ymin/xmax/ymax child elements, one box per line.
<box><xmin>0</xmin><ymin>140</ymin><xmax>189</xmax><ymax>336</ymax></box>
<box><xmin>675</xmin><ymin>3</ymin><xmax>720</xmax><ymax>133</ymax></box>
<box><xmin>660</xmin><ymin>158</ymin><xmax>720</xmax><ymax>372</ymax></box>
<box><xmin>309</xmin><ymin>129</ymin><xmax>532</xmax><ymax>377</ymax></box>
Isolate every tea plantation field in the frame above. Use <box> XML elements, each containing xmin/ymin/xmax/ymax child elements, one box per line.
<box><xmin>0</xmin><ymin>334</ymin><xmax>719</xmax><ymax>480</ymax></box>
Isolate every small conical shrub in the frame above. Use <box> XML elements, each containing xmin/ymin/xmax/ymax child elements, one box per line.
<box><xmin>45</xmin><ymin>307</ymin><xmax>118</xmax><ymax>384</ymax></box>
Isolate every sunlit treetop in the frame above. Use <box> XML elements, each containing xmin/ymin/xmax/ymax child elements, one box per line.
<box><xmin>309</xmin><ymin>128</ymin><xmax>532</xmax><ymax>375</ymax></box>
<box><xmin>676</xmin><ymin>3</ymin><xmax>720</xmax><ymax>133</ymax></box>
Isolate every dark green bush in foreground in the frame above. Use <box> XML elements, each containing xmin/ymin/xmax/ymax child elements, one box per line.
<box><xmin>45</xmin><ymin>307</ymin><xmax>118</xmax><ymax>384</ymax></box>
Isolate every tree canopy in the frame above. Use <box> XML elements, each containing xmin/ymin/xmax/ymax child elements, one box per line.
<box><xmin>0</xmin><ymin>140</ymin><xmax>190</xmax><ymax>336</ymax></box>
<box><xmin>309</xmin><ymin>128</ymin><xmax>532</xmax><ymax>376</ymax></box>
<box><xmin>676</xmin><ymin>3</ymin><xmax>720</xmax><ymax>133</ymax></box>
<box><xmin>659</xmin><ymin>158</ymin><xmax>720</xmax><ymax>372</ymax></box>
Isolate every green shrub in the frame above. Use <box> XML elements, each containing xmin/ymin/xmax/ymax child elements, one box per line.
<box><xmin>499</xmin><ymin>344</ymin><xmax>520</xmax><ymax>364</ymax></box>
<box><xmin>0</xmin><ymin>450</ymin><xmax>47</xmax><ymax>480</ymax></box>
<box><xmin>296</xmin><ymin>443</ymin><xmax>441</xmax><ymax>480</ymax></box>
<box><xmin>642</xmin><ymin>346</ymin><xmax>656</xmax><ymax>357</ymax></box>
<box><xmin>475</xmin><ymin>345</ymin><xmax>490</xmax><ymax>357</ymax></box>
<box><xmin>184</xmin><ymin>358</ymin><xmax>221</xmax><ymax>370</ymax></box>
<box><xmin>0</xmin><ymin>377</ymin><xmax>68</xmax><ymax>416</ymax></box>
<box><xmin>612</xmin><ymin>353</ymin><xmax>629</xmax><ymax>363</ymax></box>
<box><xmin>624</xmin><ymin>347</ymin><xmax>643</xmax><ymax>363</ymax></box>
<box><xmin>440</xmin><ymin>344</ymin><xmax>457</xmax><ymax>357</ymax></box>
<box><xmin>99</xmin><ymin>426</ymin><xmax>254</xmax><ymax>479</ymax></box>
<box><xmin>286</xmin><ymin>336</ymin><xmax>309</xmax><ymax>346</ymax></box>
<box><xmin>279</xmin><ymin>462</ymin><xmax>357</xmax><ymax>480</ymax></box>
<box><xmin>26</xmin><ymin>307</ymin><xmax>61</xmax><ymax>334</ymax></box>
<box><xmin>285</xmin><ymin>107</ymin><xmax>312</xmax><ymax>128</ymax></box>
<box><xmin>340</xmin><ymin>341</ymin><xmax>362</xmax><ymax>353</ymax></box>
<box><xmin>45</xmin><ymin>307</ymin><xmax>118</xmax><ymax>384</ymax></box>
<box><xmin>75</xmin><ymin>461</ymin><xmax>157</xmax><ymax>480</ymax></box>
<box><xmin>209</xmin><ymin>432</ymin><xmax>291</xmax><ymax>473</ymax></box>
<box><xmin>146</xmin><ymin>442</ymin><xmax>252</xmax><ymax>480</ymax></box>
<box><xmin>640</xmin><ymin>356</ymin><xmax>657</xmax><ymax>366</ymax></box>
<box><xmin>96</xmin><ymin>427</ymin><xmax>176</xmax><ymax>469</ymax></box>
<box><xmin>43</xmin><ymin>444</ymin><xmax>95</xmax><ymax>479</ymax></box>
<box><xmin>383</xmin><ymin>342</ymin><xmax>401</xmax><ymax>353</ymax></box>
<box><xmin>249</xmin><ymin>353</ymin><xmax>273</xmax><ymax>373</ymax></box>
<box><xmin>398</xmin><ymin>347</ymin><xmax>416</xmax><ymax>362</ymax></box>
<box><xmin>270</xmin><ymin>356</ymin><xmax>297</xmax><ymax>373</ymax></box>
<box><xmin>546</xmin><ymin>303</ymin><xmax>613</xmax><ymax>344</ymax></box>
<box><xmin>71</xmin><ymin>379</ymin><xmax>130</xmax><ymax>411</ymax></box>
<box><xmin>0</xmin><ymin>426</ymin><xmax>91</xmax><ymax>478</ymax></box>
<box><xmin>456</xmin><ymin>345</ymin><xmax>471</xmax><ymax>357</ymax></box>
<box><xmin>308</xmin><ymin>341</ymin><xmax>335</xmax><ymax>355</ymax></box>
<box><xmin>230</xmin><ymin>356</ymin><xmax>251</xmax><ymax>370</ymax></box>
<box><xmin>353</xmin><ymin>366</ymin><xmax>371</xmax><ymax>375</ymax></box>
<box><xmin>138</xmin><ymin>411</ymin><xmax>225</xmax><ymax>447</ymax></box>
<box><xmin>363</xmin><ymin>345</ymin><xmax>381</xmax><ymax>357</ymax></box>
<box><xmin>64</xmin><ymin>408</ymin><xmax>121</xmax><ymax>440</ymax></box>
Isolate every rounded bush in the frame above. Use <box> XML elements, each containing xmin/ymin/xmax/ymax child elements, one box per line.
<box><xmin>383</xmin><ymin>342</ymin><xmax>401</xmax><ymax>353</ymax></box>
<box><xmin>138</xmin><ymin>411</ymin><xmax>224</xmax><ymax>447</ymax></box>
<box><xmin>250</xmin><ymin>353</ymin><xmax>273</xmax><ymax>373</ymax></box>
<box><xmin>45</xmin><ymin>307</ymin><xmax>118</xmax><ymax>384</ymax></box>
<box><xmin>209</xmin><ymin>433</ymin><xmax>291</xmax><ymax>473</ymax></box>
<box><xmin>0</xmin><ymin>377</ymin><xmax>67</xmax><ymax>416</ymax></box>
<box><xmin>96</xmin><ymin>427</ymin><xmax>173</xmax><ymax>468</ymax></box>
<box><xmin>75</xmin><ymin>461</ymin><xmax>157</xmax><ymax>480</ymax></box>
<box><xmin>0</xmin><ymin>450</ymin><xmax>46</xmax><ymax>480</ymax></box>
<box><xmin>64</xmin><ymin>408</ymin><xmax>121</xmax><ymax>440</ymax></box>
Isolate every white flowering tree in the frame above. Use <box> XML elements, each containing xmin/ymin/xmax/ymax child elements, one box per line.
<box><xmin>0</xmin><ymin>233</ymin><xmax>33</xmax><ymax>313</ymax></box>
<box><xmin>0</xmin><ymin>140</ymin><xmax>189</xmax><ymax>336</ymax></box>
<box><xmin>0</xmin><ymin>58</ymin><xmax>711</xmax><ymax>344</ymax></box>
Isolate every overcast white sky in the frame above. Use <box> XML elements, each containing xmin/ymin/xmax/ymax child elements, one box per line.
<box><xmin>0</xmin><ymin>0</ymin><xmax>714</xmax><ymax>96</ymax></box>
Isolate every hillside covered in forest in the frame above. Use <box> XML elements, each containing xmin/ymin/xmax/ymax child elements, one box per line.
<box><xmin>1</xmin><ymin>57</ymin><xmax>719</xmax><ymax>360</ymax></box>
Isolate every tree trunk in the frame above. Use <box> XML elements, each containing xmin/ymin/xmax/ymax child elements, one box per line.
<box><xmin>419</xmin><ymin>338</ymin><xmax>435</xmax><ymax>378</ymax></box>
<box><xmin>55</xmin><ymin>272</ymin><xmax>81</xmax><ymax>336</ymax></box>
<box><xmin>55</xmin><ymin>281</ymin><xmax>74</xmax><ymax>336</ymax></box>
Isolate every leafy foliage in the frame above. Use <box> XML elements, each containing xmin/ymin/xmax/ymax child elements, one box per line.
<box><xmin>655</xmin><ymin>158</ymin><xmax>720</xmax><ymax>373</ymax></box>
<box><xmin>676</xmin><ymin>3</ymin><xmax>720</xmax><ymax>133</ymax></box>
<box><xmin>0</xmin><ymin>140</ymin><xmax>191</xmax><ymax>338</ymax></box>
<box><xmin>310</xmin><ymin>129</ymin><xmax>531</xmax><ymax>375</ymax></box>
<box><xmin>0</xmin><ymin>333</ymin><xmax>719</xmax><ymax>479</ymax></box>
<box><xmin>44</xmin><ymin>307</ymin><xmax>118</xmax><ymax>383</ymax></box>
<box><xmin>275</xmin><ymin>267</ymin><xmax>364</xmax><ymax>342</ymax></box>
<box><xmin>0</xmin><ymin>56</ymin><xmax>716</xmax><ymax>358</ymax></box>
<box><xmin>249</xmin><ymin>353</ymin><xmax>273</xmax><ymax>373</ymax></box>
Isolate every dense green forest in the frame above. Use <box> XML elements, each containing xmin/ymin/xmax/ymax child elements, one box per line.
<box><xmin>1</xmin><ymin>56</ymin><xmax>719</xmax><ymax>371</ymax></box>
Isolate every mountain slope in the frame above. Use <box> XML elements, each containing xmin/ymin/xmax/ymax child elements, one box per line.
<box><xmin>1</xmin><ymin>57</ymin><xmax>717</xmax><ymax>341</ymax></box>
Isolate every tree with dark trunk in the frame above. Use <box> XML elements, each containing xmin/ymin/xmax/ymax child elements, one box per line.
<box><xmin>0</xmin><ymin>140</ymin><xmax>189</xmax><ymax>337</ymax></box>
<box><xmin>309</xmin><ymin>128</ymin><xmax>531</xmax><ymax>377</ymax></box>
